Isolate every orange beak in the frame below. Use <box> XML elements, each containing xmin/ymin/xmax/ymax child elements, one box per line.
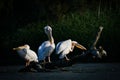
<box><xmin>13</xmin><ymin>45</ymin><xmax>26</xmax><ymax>50</ymax></box>
<box><xmin>75</xmin><ymin>43</ymin><xmax>87</xmax><ymax>50</ymax></box>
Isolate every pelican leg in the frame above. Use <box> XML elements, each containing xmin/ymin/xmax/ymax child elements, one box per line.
<box><xmin>44</xmin><ymin>60</ymin><xmax>46</xmax><ymax>63</ymax></box>
<box><xmin>26</xmin><ymin>60</ymin><xmax>30</xmax><ymax>66</ymax></box>
<box><xmin>48</xmin><ymin>56</ymin><xmax>51</xmax><ymax>63</ymax></box>
<box><xmin>39</xmin><ymin>59</ymin><xmax>46</xmax><ymax>65</ymax></box>
<box><xmin>65</xmin><ymin>55</ymin><xmax>69</xmax><ymax>61</ymax></box>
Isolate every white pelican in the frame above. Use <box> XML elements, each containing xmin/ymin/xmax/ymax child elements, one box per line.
<box><xmin>55</xmin><ymin>39</ymin><xmax>87</xmax><ymax>60</ymax></box>
<box><xmin>13</xmin><ymin>44</ymin><xmax>38</xmax><ymax>66</ymax></box>
<box><xmin>38</xmin><ymin>26</ymin><xmax>55</xmax><ymax>63</ymax></box>
<box><xmin>89</xmin><ymin>26</ymin><xmax>107</xmax><ymax>58</ymax></box>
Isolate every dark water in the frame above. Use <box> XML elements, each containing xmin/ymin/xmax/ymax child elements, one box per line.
<box><xmin>0</xmin><ymin>63</ymin><xmax>120</xmax><ymax>80</ymax></box>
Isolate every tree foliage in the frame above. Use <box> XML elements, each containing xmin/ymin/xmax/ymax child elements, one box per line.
<box><xmin>0</xmin><ymin>0</ymin><xmax>120</xmax><ymax>63</ymax></box>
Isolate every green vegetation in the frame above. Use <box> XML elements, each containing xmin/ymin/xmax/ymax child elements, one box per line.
<box><xmin>0</xmin><ymin>0</ymin><xmax>120</xmax><ymax>62</ymax></box>
<box><xmin>3</xmin><ymin>10</ymin><xmax>119</xmax><ymax>52</ymax></box>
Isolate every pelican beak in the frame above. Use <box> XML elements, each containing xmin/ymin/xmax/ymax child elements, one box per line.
<box><xmin>13</xmin><ymin>45</ymin><xmax>26</xmax><ymax>50</ymax></box>
<box><xmin>47</xmin><ymin>30</ymin><xmax>53</xmax><ymax>44</ymax></box>
<box><xmin>47</xmin><ymin>31</ymin><xmax>51</xmax><ymax>39</ymax></box>
<box><xmin>75</xmin><ymin>43</ymin><xmax>87</xmax><ymax>50</ymax></box>
<box><xmin>13</xmin><ymin>48</ymin><xmax>18</xmax><ymax>50</ymax></box>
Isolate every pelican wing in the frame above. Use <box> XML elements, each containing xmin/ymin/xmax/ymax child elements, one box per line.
<box><xmin>26</xmin><ymin>49</ymin><xmax>38</xmax><ymax>62</ymax></box>
<box><xmin>16</xmin><ymin>49</ymin><xmax>27</xmax><ymax>58</ymax></box>
<box><xmin>38</xmin><ymin>41</ymin><xmax>55</xmax><ymax>60</ymax></box>
<box><xmin>55</xmin><ymin>41</ymin><xmax>63</xmax><ymax>54</ymax></box>
<box><xmin>38</xmin><ymin>41</ymin><xmax>48</xmax><ymax>60</ymax></box>
<box><xmin>56</xmin><ymin>39</ymin><xmax>72</xmax><ymax>54</ymax></box>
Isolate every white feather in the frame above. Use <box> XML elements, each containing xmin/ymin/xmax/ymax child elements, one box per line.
<box><xmin>38</xmin><ymin>41</ymin><xmax>55</xmax><ymax>60</ymax></box>
<box><xmin>15</xmin><ymin>45</ymin><xmax>38</xmax><ymax>63</ymax></box>
<box><xmin>55</xmin><ymin>39</ymin><xmax>72</xmax><ymax>59</ymax></box>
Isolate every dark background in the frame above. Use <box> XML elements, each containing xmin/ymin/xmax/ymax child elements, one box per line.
<box><xmin>0</xmin><ymin>0</ymin><xmax>120</xmax><ymax>65</ymax></box>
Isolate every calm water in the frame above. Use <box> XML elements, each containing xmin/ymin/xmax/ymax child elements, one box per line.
<box><xmin>0</xmin><ymin>63</ymin><xmax>120</xmax><ymax>80</ymax></box>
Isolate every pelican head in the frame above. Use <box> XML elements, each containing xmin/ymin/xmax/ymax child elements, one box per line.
<box><xmin>44</xmin><ymin>25</ymin><xmax>52</xmax><ymax>35</ymax></box>
<box><xmin>24</xmin><ymin>44</ymin><xmax>30</xmax><ymax>49</ymax></box>
<box><xmin>72</xmin><ymin>41</ymin><xmax>87</xmax><ymax>50</ymax></box>
<box><xmin>72</xmin><ymin>41</ymin><xmax>78</xmax><ymax>45</ymax></box>
<box><xmin>44</xmin><ymin>25</ymin><xmax>54</xmax><ymax>44</ymax></box>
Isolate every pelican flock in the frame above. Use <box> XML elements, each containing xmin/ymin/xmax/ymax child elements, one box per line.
<box><xmin>12</xmin><ymin>25</ymin><xmax>107</xmax><ymax>72</ymax></box>
<box><xmin>38</xmin><ymin>26</ymin><xmax>55</xmax><ymax>63</ymax></box>
<box><xmin>55</xmin><ymin>39</ymin><xmax>87</xmax><ymax>60</ymax></box>
<box><xmin>13</xmin><ymin>44</ymin><xmax>38</xmax><ymax>66</ymax></box>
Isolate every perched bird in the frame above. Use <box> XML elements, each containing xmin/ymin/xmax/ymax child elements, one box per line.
<box><xmin>55</xmin><ymin>39</ymin><xmax>87</xmax><ymax>60</ymax></box>
<box><xmin>13</xmin><ymin>44</ymin><xmax>38</xmax><ymax>66</ymax></box>
<box><xmin>38</xmin><ymin>26</ymin><xmax>55</xmax><ymax>63</ymax></box>
<box><xmin>82</xmin><ymin>26</ymin><xmax>107</xmax><ymax>59</ymax></box>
